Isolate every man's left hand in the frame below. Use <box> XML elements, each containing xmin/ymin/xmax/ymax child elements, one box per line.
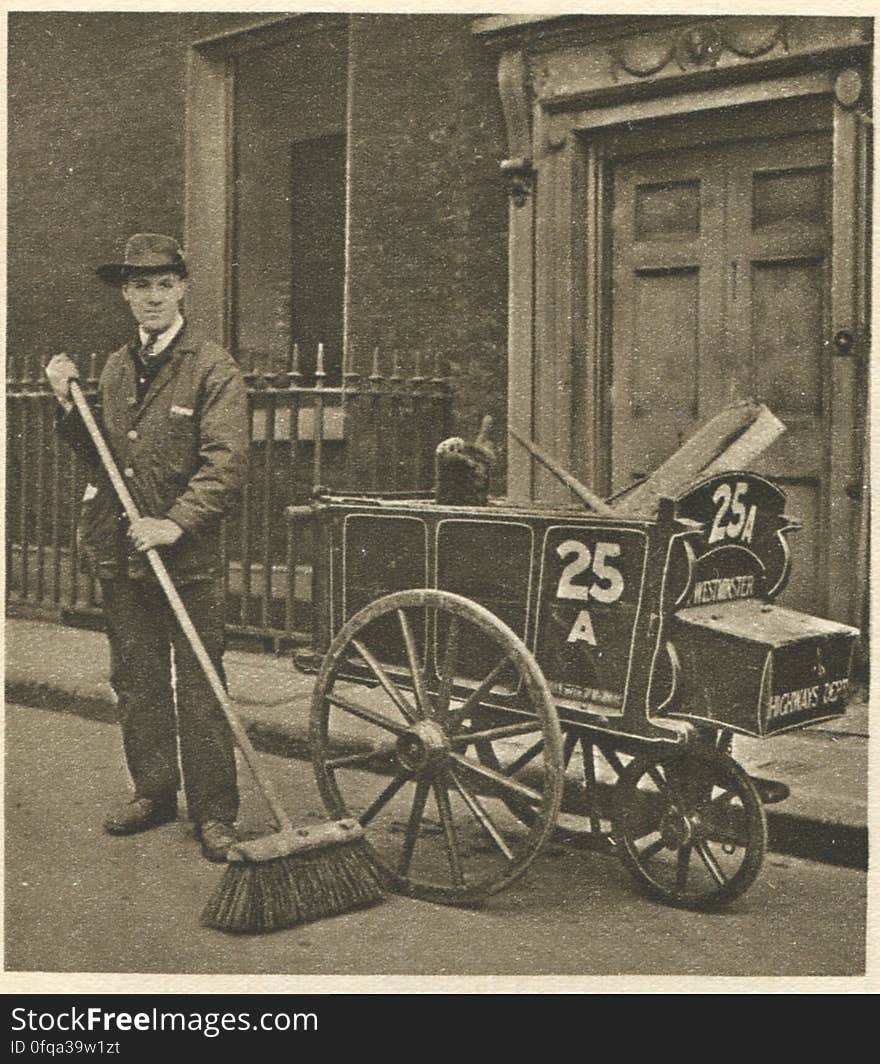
<box><xmin>128</xmin><ymin>517</ymin><xmax>183</xmax><ymax>552</ymax></box>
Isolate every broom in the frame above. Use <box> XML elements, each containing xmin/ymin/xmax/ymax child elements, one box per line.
<box><xmin>66</xmin><ymin>377</ymin><xmax>386</xmax><ymax>933</ymax></box>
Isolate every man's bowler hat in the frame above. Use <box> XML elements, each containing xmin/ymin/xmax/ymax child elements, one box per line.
<box><xmin>96</xmin><ymin>233</ymin><xmax>188</xmax><ymax>287</ymax></box>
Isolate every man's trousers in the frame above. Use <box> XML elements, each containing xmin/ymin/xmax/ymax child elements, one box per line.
<box><xmin>100</xmin><ymin>575</ymin><xmax>239</xmax><ymax>826</ymax></box>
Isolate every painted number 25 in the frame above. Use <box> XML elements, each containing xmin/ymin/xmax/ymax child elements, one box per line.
<box><xmin>555</xmin><ymin>540</ymin><xmax>624</xmax><ymax>604</ymax></box>
<box><xmin>708</xmin><ymin>481</ymin><xmax>757</xmax><ymax>545</ymax></box>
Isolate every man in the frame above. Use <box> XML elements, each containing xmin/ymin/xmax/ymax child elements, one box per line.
<box><xmin>46</xmin><ymin>233</ymin><xmax>248</xmax><ymax>862</ymax></box>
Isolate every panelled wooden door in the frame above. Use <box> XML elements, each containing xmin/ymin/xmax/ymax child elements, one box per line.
<box><xmin>609</xmin><ymin>128</ymin><xmax>836</xmax><ymax>612</ymax></box>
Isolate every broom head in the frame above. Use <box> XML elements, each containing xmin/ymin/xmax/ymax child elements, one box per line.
<box><xmin>201</xmin><ymin>818</ymin><xmax>387</xmax><ymax>934</ymax></box>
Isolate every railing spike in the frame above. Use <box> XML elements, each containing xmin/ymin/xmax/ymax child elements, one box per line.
<box><xmin>254</xmin><ymin>350</ymin><xmax>270</xmax><ymax>389</ymax></box>
<box><xmin>390</xmin><ymin>348</ymin><xmax>402</xmax><ymax>382</ymax></box>
<box><xmin>287</xmin><ymin>342</ymin><xmax>302</xmax><ymax>387</ymax></box>
<box><xmin>8</xmin><ymin>351</ymin><xmax>21</xmax><ymax>387</ymax></box>
<box><xmin>411</xmin><ymin>349</ymin><xmax>425</xmax><ymax>383</ymax></box>
<box><xmin>241</xmin><ymin>348</ymin><xmax>257</xmax><ymax>385</ymax></box>
<box><xmin>370</xmin><ymin>345</ymin><xmax>382</xmax><ymax>381</ymax></box>
<box><xmin>315</xmin><ymin>342</ymin><xmax>326</xmax><ymax>386</ymax></box>
<box><xmin>343</xmin><ymin>343</ymin><xmax>360</xmax><ymax>385</ymax></box>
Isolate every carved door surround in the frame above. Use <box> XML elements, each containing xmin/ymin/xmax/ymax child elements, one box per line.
<box><xmin>475</xmin><ymin>14</ymin><xmax>870</xmax><ymax>622</ymax></box>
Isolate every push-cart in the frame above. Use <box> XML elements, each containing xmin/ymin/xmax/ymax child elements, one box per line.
<box><xmin>292</xmin><ymin>472</ymin><xmax>858</xmax><ymax>909</ymax></box>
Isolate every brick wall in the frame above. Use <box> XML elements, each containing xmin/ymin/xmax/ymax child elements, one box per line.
<box><xmin>8</xmin><ymin>11</ymin><xmax>509</xmax><ymax>480</ymax></box>
<box><xmin>7</xmin><ymin>12</ymin><xmax>259</xmax><ymax>370</ymax></box>
<box><xmin>347</xmin><ymin>13</ymin><xmax>509</xmax><ymax>449</ymax></box>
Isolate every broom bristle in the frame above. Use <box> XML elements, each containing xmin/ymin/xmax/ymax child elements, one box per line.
<box><xmin>201</xmin><ymin>836</ymin><xmax>387</xmax><ymax>934</ymax></box>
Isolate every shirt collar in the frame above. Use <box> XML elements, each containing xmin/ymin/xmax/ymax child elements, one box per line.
<box><xmin>138</xmin><ymin>313</ymin><xmax>184</xmax><ymax>357</ymax></box>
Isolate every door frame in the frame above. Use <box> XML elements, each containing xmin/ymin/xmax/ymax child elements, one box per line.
<box><xmin>592</xmin><ymin>97</ymin><xmax>834</xmax><ymax>485</ymax></box>
<box><xmin>183</xmin><ymin>13</ymin><xmax>350</xmax><ymax>351</ymax></box>
<box><xmin>603</xmin><ymin>121</ymin><xmax>836</xmax><ymax>614</ymax></box>
<box><xmin>538</xmin><ymin>68</ymin><xmax>842</xmax><ymax>493</ymax></box>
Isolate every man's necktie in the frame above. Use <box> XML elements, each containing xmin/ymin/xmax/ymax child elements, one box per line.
<box><xmin>139</xmin><ymin>332</ymin><xmax>160</xmax><ymax>363</ymax></box>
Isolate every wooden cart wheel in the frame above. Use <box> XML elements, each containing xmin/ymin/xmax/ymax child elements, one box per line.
<box><xmin>310</xmin><ymin>590</ymin><xmax>564</xmax><ymax>905</ymax></box>
<box><xmin>612</xmin><ymin>746</ymin><xmax>767</xmax><ymax>909</ymax></box>
<box><xmin>474</xmin><ymin>729</ymin><xmax>619</xmax><ymax>851</ymax></box>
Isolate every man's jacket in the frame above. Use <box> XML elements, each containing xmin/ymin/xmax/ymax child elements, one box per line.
<box><xmin>59</xmin><ymin>326</ymin><xmax>248</xmax><ymax>583</ymax></box>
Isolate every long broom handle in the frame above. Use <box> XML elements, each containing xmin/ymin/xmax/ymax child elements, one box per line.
<box><xmin>507</xmin><ymin>426</ymin><xmax>617</xmax><ymax>516</ymax></box>
<box><xmin>66</xmin><ymin>378</ymin><xmax>294</xmax><ymax>834</ymax></box>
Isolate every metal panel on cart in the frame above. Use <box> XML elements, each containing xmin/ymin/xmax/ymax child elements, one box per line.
<box><xmin>435</xmin><ymin>518</ymin><xmax>534</xmax><ymax>684</ymax></box>
<box><xmin>342</xmin><ymin>512</ymin><xmax>429</xmax><ymax>668</ymax></box>
<box><xmin>533</xmin><ymin>523</ymin><xmax>649</xmax><ymax>706</ymax></box>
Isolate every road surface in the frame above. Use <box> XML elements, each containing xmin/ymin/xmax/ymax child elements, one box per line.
<box><xmin>4</xmin><ymin>704</ymin><xmax>867</xmax><ymax>978</ymax></box>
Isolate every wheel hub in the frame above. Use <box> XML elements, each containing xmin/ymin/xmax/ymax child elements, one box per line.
<box><xmin>395</xmin><ymin>720</ymin><xmax>449</xmax><ymax>774</ymax></box>
<box><xmin>659</xmin><ymin>807</ymin><xmax>696</xmax><ymax>848</ymax></box>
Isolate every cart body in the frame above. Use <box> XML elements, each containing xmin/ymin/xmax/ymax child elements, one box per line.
<box><xmin>300</xmin><ymin>472</ymin><xmax>859</xmax><ymax>908</ymax></box>
<box><xmin>310</xmin><ymin>472</ymin><xmax>856</xmax><ymax>739</ymax></box>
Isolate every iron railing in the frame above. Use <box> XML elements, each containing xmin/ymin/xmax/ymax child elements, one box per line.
<box><xmin>6</xmin><ymin>343</ymin><xmax>452</xmax><ymax>648</ymax></box>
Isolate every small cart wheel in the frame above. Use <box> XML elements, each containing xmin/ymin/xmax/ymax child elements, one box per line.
<box><xmin>310</xmin><ymin>589</ymin><xmax>564</xmax><ymax>905</ymax></box>
<box><xmin>612</xmin><ymin>746</ymin><xmax>767</xmax><ymax>909</ymax></box>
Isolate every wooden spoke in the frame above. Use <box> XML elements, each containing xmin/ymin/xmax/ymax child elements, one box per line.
<box><xmin>325</xmin><ymin>745</ymin><xmax>396</xmax><ymax>771</ymax></box>
<box><xmin>703</xmin><ymin>795</ymin><xmax>749</xmax><ymax>847</ymax></box>
<box><xmin>581</xmin><ymin>738</ymin><xmax>603</xmax><ymax>836</ymax></box>
<box><xmin>648</xmin><ymin>763</ymin><xmax>684</xmax><ymax>807</ymax></box>
<box><xmin>447</xmin><ymin>655</ymin><xmax>512</xmax><ymax>730</ymax></box>
<box><xmin>351</xmin><ymin>638</ymin><xmax>418</xmax><ymax>723</ymax></box>
<box><xmin>505</xmin><ymin>737</ymin><xmax>545</xmax><ymax>778</ymax></box>
<box><xmin>676</xmin><ymin>845</ymin><xmax>693</xmax><ymax>892</ymax></box>
<box><xmin>398</xmin><ymin>778</ymin><xmax>431</xmax><ymax>876</ymax></box>
<box><xmin>450</xmin><ymin>752</ymin><xmax>543</xmax><ymax>806</ymax></box>
<box><xmin>433</xmin><ymin>778</ymin><xmax>465</xmax><ymax>886</ymax></box>
<box><xmin>600</xmin><ymin>745</ymin><xmax>628</xmax><ymax>779</ymax></box>
<box><xmin>450</xmin><ymin>719</ymin><xmax>543</xmax><ymax>747</ymax></box>
<box><xmin>648</xmin><ymin>764</ymin><xmax>668</xmax><ymax>793</ymax></box>
<box><xmin>638</xmin><ymin>835</ymin><xmax>668</xmax><ymax>862</ymax></box>
<box><xmin>397</xmin><ymin>609</ymin><xmax>431</xmax><ymax>718</ymax></box>
<box><xmin>435</xmin><ymin>615</ymin><xmax>460</xmax><ymax>718</ymax></box>
<box><xmin>359</xmin><ymin>773</ymin><xmax>409</xmax><ymax>826</ymax></box>
<box><xmin>448</xmin><ymin>770</ymin><xmax>514</xmax><ymax>861</ymax></box>
<box><xmin>707</xmin><ymin>789</ymin><xmax>738</xmax><ymax>814</ymax></box>
<box><xmin>580</xmin><ymin>738</ymin><xmax>595</xmax><ymax>785</ymax></box>
<box><xmin>695</xmin><ymin>841</ymin><xmax>727</xmax><ymax>887</ymax></box>
<box><xmin>326</xmin><ymin>692</ymin><xmax>408</xmax><ymax>736</ymax></box>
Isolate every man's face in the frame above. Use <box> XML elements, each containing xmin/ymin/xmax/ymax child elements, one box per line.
<box><xmin>122</xmin><ymin>271</ymin><xmax>187</xmax><ymax>333</ymax></box>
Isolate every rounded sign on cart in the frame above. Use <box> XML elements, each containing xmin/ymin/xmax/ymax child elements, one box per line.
<box><xmin>674</xmin><ymin>472</ymin><xmax>797</xmax><ymax>605</ymax></box>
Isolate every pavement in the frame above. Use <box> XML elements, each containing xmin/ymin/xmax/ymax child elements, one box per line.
<box><xmin>4</xmin><ymin>615</ymin><xmax>869</xmax><ymax>869</ymax></box>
